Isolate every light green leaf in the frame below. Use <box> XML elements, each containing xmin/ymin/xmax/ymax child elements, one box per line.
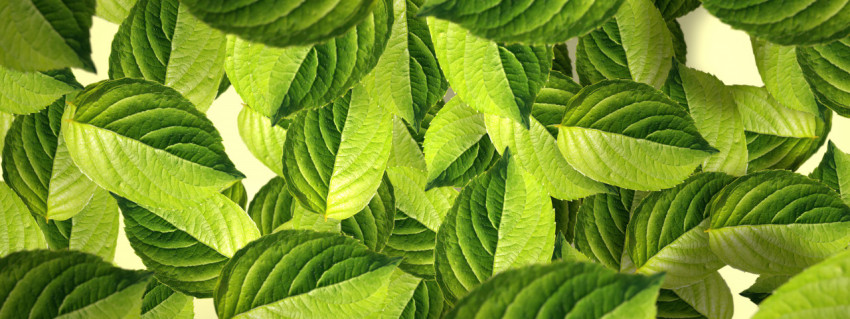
<box><xmin>63</xmin><ymin>79</ymin><xmax>244</xmax><ymax>210</ymax></box>
<box><xmin>445</xmin><ymin>261</ymin><xmax>665</xmax><ymax>319</ymax></box>
<box><xmin>676</xmin><ymin>64</ymin><xmax>748</xmax><ymax>176</ymax></box>
<box><xmin>0</xmin><ymin>111</ymin><xmax>13</xmax><ymax>152</ymax></box>
<box><xmin>751</xmin><ymin>38</ymin><xmax>820</xmax><ymax>115</ymax></box>
<box><xmin>370</xmin><ymin>0</ymin><xmax>447</xmax><ymax>130</ymax></box>
<box><xmin>0</xmin><ymin>183</ymin><xmax>46</xmax><ymax>256</ymax></box>
<box><xmin>730</xmin><ymin>85</ymin><xmax>818</xmax><ymax>138</ymax></box>
<box><xmin>221</xmin><ymin>181</ymin><xmax>248</xmax><ymax>210</ymax></box>
<box><xmin>419</xmin><ymin>0</ymin><xmax>624</xmax><ymax>44</ymax></box>
<box><xmin>236</xmin><ymin>104</ymin><xmax>288</xmax><ymax>177</ymax></box>
<box><xmin>573</xmin><ymin>189</ymin><xmax>632</xmax><ymax>271</ymax></box>
<box><xmin>68</xmin><ymin>189</ymin><xmax>120</xmax><ymax>261</ymax></box>
<box><xmin>0</xmin><ymin>66</ymin><xmax>79</xmax><ymax>115</ymax></box>
<box><xmin>0</xmin><ymin>250</ymin><xmax>151</xmax><ymax>318</ymax></box>
<box><xmin>753</xmin><ymin>250</ymin><xmax>850</xmax><ymax>319</ymax></box>
<box><xmin>554</xmin><ymin>233</ymin><xmax>593</xmax><ymax>263</ymax></box>
<box><xmin>118</xmin><ymin>191</ymin><xmax>260</xmax><ymax>297</ymax></box>
<box><xmin>652</xmin><ymin>0</ymin><xmax>700</xmax><ymax>20</ymax></box>
<box><xmin>740</xmin><ymin>275</ymin><xmax>790</xmax><ymax>305</ymax></box>
<box><xmin>248</xmin><ymin>177</ymin><xmax>298</xmax><ymax>236</ymax></box>
<box><xmin>435</xmin><ymin>152</ymin><xmax>555</xmax><ymax>304</ymax></box>
<box><xmin>46</xmin><ymin>137</ymin><xmax>99</xmax><ymax>221</ymax></box>
<box><xmin>384</xmin><ymin>166</ymin><xmax>458</xmax><ymax>278</ymax></box>
<box><xmin>272</xmin><ymin>204</ymin><xmax>342</xmax><ymax>233</ymax></box>
<box><xmin>810</xmin><ymin>141</ymin><xmax>850</xmax><ymax>204</ymax></box>
<box><xmin>180</xmin><ymin>0</ymin><xmax>379</xmax><ymax>48</ymax></box>
<box><xmin>557</xmin><ymin>80</ymin><xmax>716</xmax><ymax>191</ymax></box>
<box><xmin>422</xmin><ymin>98</ymin><xmax>498</xmax><ymax>188</ymax></box>
<box><xmin>213</xmin><ymin>230</ymin><xmax>402</xmax><ymax>319</ymax></box>
<box><xmin>386</xmin><ymin>279</ymin><xmax>444</xmax><ymax>319</ymax></box>
<box><xmin>744</xmin><ymin>107</ymin><xmax>831</xmax><ymax>173</ymax></box>
<box><xmin>628</xmin><ymin>173</ymin><xmax>735</xmax><ymax>289</ymax></box>
<box><xmin>0</xmin><ymin>0</ymin><xmax>96</xmax><ymax>72</ymax></box>
<box><xmin>657</xmin><ymin>272</ymin><xmax>734</xmax><ymax>319</ymax></box>
<box><xmin>109</xmin><ymin>0</ymin><xmax>227</xmax><ymax>111</ymax></box>
<box><xmin>709</xmin><ymin>170</ymin><xmax>850</xmax><ymax>275</ymax></box>
<box><xmin>141</xmin><ymin>280</ymin><xmax>194</xmax><ymax>319</ymax></box>
<box><xmin>96</xmin><ymin>0</ymin><xmax>138</xmax><ymax>24</ymax></box>
<box><xmin>377</xmin><ymin>270</ymin><xmax>425</xmax><ymax>319</ymax></box>
<box><xmin>341</xmin><ymin>174</ymin><xmax>396</xmax><ymax>252</ymax></box>
<box><xmin>576</xmin><ymin>0</ymin><xmax>673</xmax><ymax>89</ymax></box>
<box><xmin>224</xmin><ymin>0</ymin><xmax>392</xmax><ymax>121</ymax></box>
<box><xmin>388</xmin><ymin>117</ymin><xmax>427</xmax><ymax>171</ymax></box>
<box><xmin>531</xmin><ymin>71</ymin><xmax>582</xmax><ymax>136</ymax></box>
<box><xmin>702</xmin><ymin>0</ymin><xmax>850</xmax><ymax>45</ymax></box>
<box><xmin>282</xmin><ymin>84</ymin><xmax>393</xmax><ymax>220</ymax></box>
<box><xmin>798</xmin><ymin>37</ymin><xmax>850</xmax><ymax>117</ymax></box>
<box><xmin>429</xmin><ymin>18</ymin><xmax>551</xmax><ymax>128</ymax></box>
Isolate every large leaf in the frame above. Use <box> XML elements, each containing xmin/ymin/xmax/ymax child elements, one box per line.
<box><xmin>576</xmin><ymin>0</ymin><xmax>673</xmax><ymax>89</ymax></box>
<box><xmin>557</xmin><ymin>80</ymin><xmax>716</xmax><ymax>191</ymax></box>
<box><xmin>63</xmin><ymin>78</ymin><xmax>244</xmax><ymax>210</ymax></box>
<box><xmin>628</xmin><ymin>172</ymin><xmax>734</xmax><ymax>289</ymax></box>
<box><xmin>702</xmin><ymin>0</ymin><xmax>850</xmax><ymax>45</ymax></box>
<box><xmin>213</xmin><ymin>230</ymin><xmax>402</xmax><ymax>319</ymax></box>
<box><xmin>752</xmin><ymin>249</ymin><xmax>850</xmax><ymax>319</ymax></box>
<box><xmin>118</xmin><ymin>191</ymin><xmax>260</xmax><ymax>297</ymax></box>
<box><xmin>444</xmin><ymin>261</ymin><xmax>664</xmax><ymax>319</ymax></box>
<box><xmin>0</xmin><ymin>183</ymin><xmax>46</xmax><ymax>256</ymax></box>
<box><xmin>429</xmin><ymin>18</ymin><xmax>552</xmax><ymax>128</ymax></box>
<box><xmin>0</xmin><ymin>66</ymin><xmax>79</xmax><ymax>115</ymax></box>
<box><xmin>657</xmin><ymin>272</ymin><xmax>734</xmax><ymax>319</ymax></box>
<box><xmin>435</xmin><ymin>152</ymin><xmax>555</xmax><ymax>304</ymax></box>
<box><xmin>141</xmin><ymin>280</ymin><xmax>194</xmax><ymax>319</ymax></box>
<box><xmin>674</xmin><ymin>64</ymin><xmax>748</xmax><ymax>176</ymax></box>
<box><xmin>224</xmin><ymin>0</ymin><xmax>392</xmax><ymax>121</ymax></box>
<box><xmin>236</xmin><ymin>104</ymin><xmax>288</xmax><ymax>177</ymax></box>
<box><xmin>652</xmin><ymin>0</ymin><xmax>700</xmax><ymax>19</ymax></box>
<box><xmin>180</xmin><ymin>0</ymin><xmax>379</xmax><ymax>48</ymax></box>
<box><xmin>109</xmin><ymin>0</ymin><xmax>227</xmax><ymax>111</ymax></box>
<box><xmin>798</xmin><ymin>37</ymin><xmax>850</xmax><ymax>117</ymax></box>
<box><xmin>419</xmin><ymin>0</ymin><xmax>624</xmax><ymax>44</ymax></box>
<box><xmin>370</xmin><ymin>0</ymin><xmax>447</xmax><ymax>130</ymax></box>
<box><xmin>0</xmin><ymin>0</ymin><xmax>96</xmax><ymax>72</ymax></box>
<box><xmin>282</xmin><ymin>85</ymin><xmax>393</xmax><ymax>220</ymax></box>
<box><xmin>384</xmin><ymin>166</ymin><xmax>458</xmax><ymax>278</ymax></box>
<box><xmin>422</xmin><ymin>98</ymin><xmax>498</xmax><ymax>188</ymax></box>
<box><xmin>751</xmin><ymin>38</ymin><xmax>820</xmax><ymax>115</ymax></box>
<box><xmin>0</xmin><ymin>250</ymin><xmax>151</xmax><ymax>318</ymax></box>
<box><xmin>573</xmin><ymin>190</ymin><xmax>632</xmax><ymax>271</ymax></box>
<box><xmin>96</xmin><ymin>0</ymin><xmax>137</xmax><ymax>24</ymax></box>
<box><xmin>708</xmin><ymin>170</ymin><xmax>850</xmax><ymax>275</ymax></box>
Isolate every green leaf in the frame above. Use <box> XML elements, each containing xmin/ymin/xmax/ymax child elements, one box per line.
<box><xmin>47</xmin><ymin>137</ymin><xmax>100</xmax><ymax>221</ymax></box>
<box><xmin>341</xmin><ymin>174</ymin><xmax>395</xmax><ymax>252</ymax></box>
<box><xmin>221</xmin><ymin>181</ymin><xmax>248</xmax><ymax>210</ymax></box>
<box><xmin>419</xmin><ymin>0</ymin><xmax>624</xmax><ymax>44</ymax></box>
<box><xmin>369</xmin><ymin>0</ymin><xmax>447</xmax><ymax>130</ymax></box>
<box><xmin>118</xmin><ymin>191</ymin><xmax>260</xmax><ymax>297</ymax></box>
<box><xmin>752</xmin><ymin>249</ymin><xmax>850</xmax><ymax>319</ymax></box>
<box><xmin>554</xmin><ymin>198</ymin><xmax>582</xmax><ymax>243</ymax></box>
<box><xmin>282</xmin><ymin>85</ymin><xmax>393</xmax><ymax>220</ymax></box>
<box><xmin>445</xmin><ymin>261</ymin><xmax>665</xmax><ymax>319</ymax></box>
<box><xmin>236</xmin><ymin>104</ymin><xmax>288</xmax><ymax>177</ymax></box>
<box><xmin>740</xmin><ymin>275</ymin><xmax>789</xmax><ymax>305</ymax></box>
<box><xmin>248</xmin><ymin>177</ymin><xmax>297</xmax><ymax>236</ymax></box>
<box><xmin>435</xmin><ymin>152</ymin><xmax>556</xmax><ymax>304</ymax></box>
<box><xmin>108</xmin><ymin>0</ymin><xmax>227</xmax><ymax>111</ymax></box>
<box><xmin>751</xmin><ymin>38</ymin><xmax>820</xmax><ymax>115</ymax></box>
<box><xmin>652</xmin><ymin>0</ymin><xmax>701</xmax><ymax>20</ymax></box>
<box><xmin>0</xmin><ymin>183</ymin><xmax>46</xmax><ymax>257</ymax></box>
<box><xmin>810</xmin><ymin>141</ymin><xmax>850</xmax><ymax>200</ymax></box>
<box><xmin>272</xmin><ymin>204</ymin><xmax>342</xmax><ymax>233</ymax></box>
<box><xmin>0</xmin><ymin>250</ymin><xmax>152</xmax><ymax>318</ymax></box>
<box><xmin>628</xmin><ymin>173</ymin><xmax>734</xmax><ymax>289</ymax></box>
<box><xmin>554</xmin><ymin>233</ymin><xmax>593</xmax><ymax>262</ymax></box>
<box><xmin>96</xmin><ymin>0</ymin><xmax>138</xmax><ymax>24</ymax></box>
<box><xmin>732</xmin><ymin>85</ymin><xmax>818</xmax><ymax>138</ymax></box>
<box><xmin>0</xmin><ymin>66</ymin><xmax>79</xmax><ymax>115</ymax></box>
<box><xmin>702</xmin><ymin>0</ymin><xmax>850</xmax><ymax>45</ymax></box>
<box><xmin>574</xmin><ymin>190</ymin><xmax>631</xmax><ymax>271</ymax></box>
<box><xmin>0</xmin><ymin>111</ymin><xmax>13</xmax><ymax>152</ymax></box>
<box><xmin>708</xmin><ymin>170</ymin><xmax>850</xmax><ymax>275</ymax></box>
<box><xmin>63</xmin><ymin>78</ymin><xmax>244</xmax><ymax>210</ymax></box>
<box><xmin>388</xmin><ymin>117</ymin><xmax>427</xmax><ymax>171</ymax></box>
<box><xmin>531</xmin><ymin>71</ymin><xmax>582</xmax><ymax>136</ymax></box>
<box><xmin>798</xmin><ymin>37</ymin><xmax>850</xmax><ymax>117</ymax></box>
<box><xmin>390</xmin><ymin>279</ymin><xmax>444</xmax><ymax>319</ymax></box>
<box><xmin>429</xmin><ymin>18</ymin><xmax>552</xmax><ymax>128</ymax></box>
<box><xmin>668</xmin><ymin>19</ymin><xmax>688</xmax><ymax>63</ymax></box>
<box><xmin>422</xmin><ymin>98</ymin><xmax>498</xmax><ymax>188</ymax></box>
<box><xmin>180</xmin><ymin>0</ymin><xmax>379</xmax><ymax>48</ymax></box>
<box><xmin>0</xmin><ymin>0</ymin><xmax>96</xmax><ymax>72</ymax></box>
<box><xmin>224</xmin><ymin>0</ymin><xmax>392</xmax><ymax>121</ymax></box>
<box><xmin>68</xmin><ymin>189</ymin><xmax>120</xmax><ymax>261</ymax></box>
<box><xmin>141</xmin><ymin>280</ymin><xmax>194</xmax><ymax>319</ymax></box>
<box><xmin>675</xmin><ymin>65</ymin><xmax>748</xmax><ymax>176</ymax></box>
<box><xmin>576</xmin><ymin>0</ymin><xmax>673</xmax><ymax>89</ymax></box>
<box><xmin>384</xmin><ymin>166</ymin><xmax>458</xmax><ymax>278</ymax></box>
<box><xmin>744</xmin><ymin>108</ymin><xmax>831</xmax><ymax>173</ymax></box>
<box><xmin>557</xmin><ymin>80</ymin><xmax>716</xmax><ymax>191</ymax></box>
<box><xmin>552</xmin><ymin>44</ymin><xmax>572</xmax><ymax>77</ymax></box>
<box><xmin>213</xmin><ymin>230</ymin><xmax>402</xmax><ymax>319</ymax></box>
<box><xmin>657</xmin><ymin>272</ymin><xmax>734</xmax><ymax>319</ymax></box>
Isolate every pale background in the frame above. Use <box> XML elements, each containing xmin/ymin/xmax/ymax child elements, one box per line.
<box><xmin>72</xmin><ymin>7</ymin><xmax>850</xmax><ymax>319</ymax></box>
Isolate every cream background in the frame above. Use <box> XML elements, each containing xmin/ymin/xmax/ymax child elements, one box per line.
<box><xmin>72</xmin><ymin>7</ymin><xmax>850</xmax><ymax>319</ymax></box>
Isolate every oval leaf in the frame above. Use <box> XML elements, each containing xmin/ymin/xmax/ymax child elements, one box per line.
<box><xmin>573</xmin><ymin>190</ymin><xmax>632</xmax><ymax>271</ymax></box>
<box><xmin>798</xmin><ymin>37</ymin><xmax>850</xmax><ymax>117</ymax></box>
<box><xmin>751</xmin><ymin>38</ymin><xmax>820</xmax><ymax>115</ymax></box>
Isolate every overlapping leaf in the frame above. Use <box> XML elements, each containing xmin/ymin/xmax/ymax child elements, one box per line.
<box><xmin>109</xmin><ymin>0</ymin><xmax>228</xmax><ymax>111</ymax></box>
<box><xmin>798</xmin><ymin>37</ymin><xmax>850</xmax><ymax>117</ymax></box>
<box><xmin>557</xmin><ymin>80</ymin><xmax>716</xmax><ymax>191</ymax></box>
<box><xmin>0</xmin><ymin>66</ymin><xmax>79</xmax><ymax>115</ymax></box>
<box><xmin>180</xmin><ymin>0</ymin><xmax>379</xmax><ymax>48</ymax></box>
<box><xmin>237</xmin><ymin>104</ymin><xmax>288</xmax><ymax>177</ymax></box>
<box><xmin>708</xmin><ymin>170</ymin><xmax>850</xmax><ymax>275</ymax></box>
<box><xmin>224</xmin><ymin>0</ymin><xmax>392</xmax><ymax>121</ymax></box>
<box><xmin>141</xmin><ymin>280</ymin><xmax>194</xmax><ymax>319</ymax></box>
<box><xmin>435</xmin><ymin>152</ymin><xmax>555</xmax><ymax>304</ymax></box>
<box><xmin>751</xmin><ymin>38</ymin><xmax>820</xmax><ymax>115</ymax></box>
<box><xmin>810</xmin><ymin>142</ymin><xmax>850</xmax><ymax>205</ymax></box>
<box><xmin>96</xmin><ymin>0</ymin><xmax>138</xmax><ymax>24</ymax></box>
<box><xmin>573</xmin><ymin>190</ymin><xmax>632</xmax><ymax>271</ymax></box>
<box><xmin>389</xmin><ymin>117</ymin><xmax>427</xmax><ymax>171</ymax></box>
<box><xmin>340</xmin><ymin>174</ymin><xmax>396</xmax><ymax>252</ymax></box>
<box><xmin>652</xmin><ymin>0</ymin><xmax>701</xmax><ymax>20</ymax></box>
<box><xmin>0</xmin><ymin>183</ymin><xmax>45</xmax><ymax>256</ymax></box>
<box><xmin>429</xmin><ymin>18</ymin><xmax>551</xmax><ymax>128</ymax></box>
<box><xmin>656</xmin><ymin>272</ymin><xmax>734</xmax><ymax>319</ymax></box>
<box><xmin>419</xmin><ymin>0</ymin><xmax>625</xmax><ymax>44</ymax></box>
<box><xmin>740</xmin><ymin>275</ymin><xmax>789</xmax><ymax>305</ymax></box>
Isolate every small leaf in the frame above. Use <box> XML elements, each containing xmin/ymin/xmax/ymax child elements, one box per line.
<box><xmin>236</xmin><ymin>104</ymin><xmax>288</xmax><ymax>177</ymax></box>
<box><xmin>96</xmin><ymin>0</ymin><xmax>138</xmax><ymax>24</ymax></box>
<box><xmin>341</xmin><ymin>174</ymin><xmax>396</xmax><ymax>252</ymax></box>
<box><xmin>740</xmin><ymin>275</ymin><xmax>789</xmax><ymax>305</ymax></box>
<box><xmin>0</xmin><ymin>66</ymin><xmax>79</xmax><ymax>115</ymax></box>
<box><xmin>0</xmin><ymin>183</ymin><xmax>46</xmax><ymax>256</ymax></box>
<box><xmin>574</xmin><ymin>189</ymin><xmax>631</xmax><ymax>271</ymax></box>
<box><xmin>751</xmin><ymin>38</ymin><xmax>820</xmax><ymax>115</ymax></box>
<box><xmin>141</xmin><ymin>280</ymin><xmax>194</xmax><ymax>319</ymax></box>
